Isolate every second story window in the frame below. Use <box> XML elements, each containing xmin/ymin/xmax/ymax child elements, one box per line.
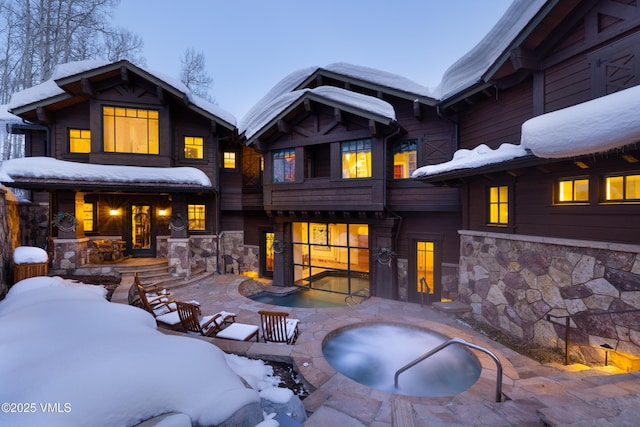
<box><xmin>393</xmin><ymin>139</ymin><xmax>417</xmax><ymax>179</ymax></box>
<box><xmin>187</xmin><ymin>204</ymin><xmax>206</xmax><ymax>230</ymax></box>
<box><xmin>273</xmin><ymin>148</ymin><xmax>295</xmax><ymax>183</ymax></box>
<box><xmin>342</xmin><ymin>139</ymin><xmax>372</xmax><ymax>179</ymax></box>
<box><xmin>605</xmin><ymin>173</ymin><xmax>640</xmax><ymax>201</ymax></box>
<box><xmin>557</xmin><ymin>177</ymin><xmax>589</xmax><ymax>203</ymax></box>
<box><xmin>69</xmin><ymin>129</ymin><xmax>91</xmax><ymax>153</ymax></box>
<box><xmin>223</xmin><ymin>151</ymin><xmax>236</xmax><ymax>169</ymax></box>
<box><xmin>488</xmin><ymin>185</ymin><xmax>509</xmax><ymax>225</ymax></box>
<box><xmin>103</xmin><ymin>106</ymin><xmax>159</xmax><ymax>154</ymax></box>
<box><xmin>184</xmin><ymin>136</ymin><xmax>204</xmax><ymax>159</ymax></box>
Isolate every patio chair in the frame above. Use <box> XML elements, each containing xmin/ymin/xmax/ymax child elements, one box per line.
<box><xmin>177</xmin><ymin>302</ymin><xmax>258</xmax><ymax>342</ymax></box>
<box><xmin>136</xmin><ymin>281</ymin><xmax>182</xmax><ymax>330</ymax></box>
<box><xmin>129</xmin><ymin>274</ymin><xmax>171</xmax><ymax>308</ymax></box>
<box><xmin>259</xmin><ymin>310</ymin><xmax>299</xmax><ymax>344</ymax></box>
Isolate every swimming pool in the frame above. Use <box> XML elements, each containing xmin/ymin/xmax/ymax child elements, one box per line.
<box><xmin>322</xmin><ymin>323</ymin><xmax>481</xmax><ymax>397</ymax></box>
<box><xmin>249</xmin><ymin>287</ymin><xmax>347</xmax><ymax>308</ymax></box>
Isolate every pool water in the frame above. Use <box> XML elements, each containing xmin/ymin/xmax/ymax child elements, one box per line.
<box><xmin>322</xmin><ymin>324</ymin><xmax>481</xmax><ymax>397</ymax></box>
<box><xmin>249</xmin><ymin>288</ymin><xmax>346</xmax><ymax>308</ymax></box>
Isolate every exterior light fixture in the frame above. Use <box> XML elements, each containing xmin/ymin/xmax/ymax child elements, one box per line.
<box><xmin>109</xmin><ymin>209</ymin><xmax>119</xmax><ymax>216</ymax></box>
<box><xmin>600</xmin><ymin>343</ymin><xmax>613</xmax><ymax>366</ymax></box>
<box><xmin>158</xmin><ymin>209</ymin><xmax>167</xmax><ymax>217</ymax></box>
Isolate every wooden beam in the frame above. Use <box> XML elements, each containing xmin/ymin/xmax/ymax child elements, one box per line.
<box><xmin>36</xmin><ymin>107</ymin><xmax>50</xmax><ymax>124</ymax></box>
<box><xmin>211</xmin><ymin>120</ymin><xmax>217</xmax><ymax>136</ymax></box>
<box><xmin>120</xmin><ymin>65</ymin><xmax>129</xmax><ymax>82</ymax></box>
<box><xmin>334</xmin><ymin>108</ymin><xmax>343</xmax><ymax>124</ymax></box>
<box><xmin>413</xmin><ymin>99</ymin><xmax>422</xmax><ymax>120</ymax></box>
<box><xmin>156</xmin><ymin>86</ymin><xmax>165</xmax><ymax>103</ymax></box>
<box><xmin>369</xmin><ymin>119</ymin><xmax>378</xmax><ymax>137</ymax></box>
<box><xmin>80</xmin><ymin>78</ymin><xmax>93</xmax><ymax>96</ymax></box>
<box><xmin>304</xmin><ymin>98</ymin><xmax>313</xmax><ymax>112</ymax></box>
<box><xmin>277</xmin><ymin>119</ymin><xmax>291</xmax><ymax>134</ymax></box>
<box><xmin>510</xmin><ymin>47</ymin><xmax>539</xmax><ymax>71</ymax></box>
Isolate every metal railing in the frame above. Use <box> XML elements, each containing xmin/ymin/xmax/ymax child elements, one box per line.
<box><xmin>546</xmin><ymin>308</ymin><xmax>640</xmax><ymax>365</ymax></box>
<box><xmin>345</xmin><ymin>288</ymin><xmax>370</xmax><ymax>306</ymax></box>
<box><xmin>394</xmin><ymin>337</ymin><xmax>503</xmax><ymax>402</ymax></box>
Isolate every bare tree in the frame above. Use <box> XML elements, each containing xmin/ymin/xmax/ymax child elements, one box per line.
<box><xmin>104</xmin><ymin>27</ymin><xmax>145</xmax><ymax>65</ymax></box>
<box><xmin>180</xmin><ymin>47</ymin><xmax>214</xmax><ymax>103</ymax></box>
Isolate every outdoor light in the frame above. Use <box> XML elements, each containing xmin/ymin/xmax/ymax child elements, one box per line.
<box><xmin>600</xmin><ymin>343</ymin><xmax>613</xmax><ymax>365</ymax></box>
<box><xmin>109</xmin><ymin>209</ymin><xmax>119</xmax><ymax>216</ymax></box>
<box><xmin>158</xmin><ymin>209</ymin><xmax>167</xmax><ymax>217</ymax></box>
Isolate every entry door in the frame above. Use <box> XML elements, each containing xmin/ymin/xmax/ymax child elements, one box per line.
<box><xmin>409</xmin><ymin>240</ymin><xmax>440</xmax><ymax>304</ymax></box>
<box><xmin>130</xmin><ymin>204</ymin><xmax>152</xmax><ymax>257</ymax></box>
<box><xmin>261</xmin><ymin>231</ymin><xmax>275</xmax><ymax>277</ymax></box>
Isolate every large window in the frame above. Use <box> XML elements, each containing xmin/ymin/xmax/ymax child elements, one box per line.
<box><xmin>69</xmin><ymin>129</ymin><xmax>91</xmax><ymax>153</ymax></box>
<box><xmin>605</xmin><ymin>173</ymin><xmax>640</xmax><ymax>201</ymax></box>
<box><xmin>393</xmin><ymin>139</ymin><xmax>417</xmax><ymax>179</ymax></box>
<box><xmin>557</xmin><ymin>177</ymin><xmax>589</xmax><ymax>203</ymax></box>
<box><xmin>488</xmin><ymin>185</ymin><xmax>509</xmax><ymax>225</ymax></box>
<box><xmin>341</xmin><ymin>139</ymin><xmax>372</xmax><ymax>178</ymax></box>
<box><xmin>103</xmin><ymin>106</ymin><xmax>159</xmax><ymax>154</ymax></box>
<box><xmin>184</xmin><ymin>136</ymin><xmax>204</xmax><ymax>159</ymax></box>
<box><xmin>188</xmin><ymin>204</ymin><xmax>206</xmax><ymax>230</ymax></box>
<box><xmin>273</xmin><ymin>148</ymin><xmax>295</xmax><ymax>183</ymax></box>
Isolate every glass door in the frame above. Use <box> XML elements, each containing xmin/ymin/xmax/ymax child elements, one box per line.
<box><xmin>262</xmin><ymin>231</ymin><xmax>275</xmax><ymax>277</ymax></box>
<box><xmin>411</xmin><ymin>240</ymin><xmax>438</xmax><ymax>304</ymax></box>
<box><xmin>130</xmin><ymin>204</ymin><xmax>152</xmax><ymax>256</ymax></box>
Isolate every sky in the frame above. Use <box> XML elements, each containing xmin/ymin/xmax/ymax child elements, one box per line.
<box><xmin>112</xmin><ymin>0</ymin><xmax>513</xmax><ymax>120</ymax></box>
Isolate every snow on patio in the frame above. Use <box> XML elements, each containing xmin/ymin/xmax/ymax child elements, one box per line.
<box><xmin>0</xmin><ymin>276</ymin><xmax>294</xmax><ymax>427</ymax></box>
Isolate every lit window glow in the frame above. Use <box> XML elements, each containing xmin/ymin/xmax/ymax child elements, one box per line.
<box><xmin>69</xmin><ymin>129</ymin><xmax>91</xmax><ymax>153</ymax></box>
<box><xmin>184</xmin><ymin>136</ymin><xmax>204</xmax><ymax>159</ymax></box>
<box><xmin>342</xmin><ymin>139</ymin><xmax>372</xmax><ymax>179</ymax></box>
<box><xmin>103</xmin><ymin>106</ymin><xmax>159</xmax><ymax>154</ymax></box>
<box><xmin>488</xmin><ymin>185</ymin><xmax>509</xmax><ymax>225</ymax></box>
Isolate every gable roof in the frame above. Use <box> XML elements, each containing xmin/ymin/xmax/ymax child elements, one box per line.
<box><xmin>8</xmin><ymin>60</ymin><xmax>237</xmax><ymax>131</ymax></box>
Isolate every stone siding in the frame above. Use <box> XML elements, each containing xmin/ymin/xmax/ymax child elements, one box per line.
<box><xmin>459</xmin><ymin>230</ymin><xmax>640</xmax><ymax>363</ymax></box>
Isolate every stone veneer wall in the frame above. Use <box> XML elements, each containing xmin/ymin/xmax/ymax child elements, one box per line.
<box><xmin>396</xmin><ymin>258</ymin><xmax>459</xmax><ymax>302</ymax></box>
<box><xmin>459</xmin><ymin>230</ymin><xmax>640</xmax><ymax>363</ymax></box>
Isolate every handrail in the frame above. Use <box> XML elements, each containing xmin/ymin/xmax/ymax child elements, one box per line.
<box><xmin>345</xmin><ymin>288</ymin><xmax>370</xmax><ymax>306</ymax></box>
<box><xmin>546</xmin><ymin>308</ymin><xmax>640</xmax><ymax>365</ymax></box>
<box><xmin>394</xmin><ymin>337</ymin><xmax>503</xmax><ymax>402</ymax></box>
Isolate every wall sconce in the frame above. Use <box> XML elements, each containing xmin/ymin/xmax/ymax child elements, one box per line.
<box><xmin>158</xmin><ymin>209</ymin><xmax>168</xmax><ymax>217</ymax></box>
<box><xmin>109</xmin><ymin>209</ymin><xmax>120</xmax><ymax>216</ymax></box>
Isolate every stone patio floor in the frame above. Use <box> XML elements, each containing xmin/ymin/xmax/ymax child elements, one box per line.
<box><xmin>111</xmin><ymin>273</ymin><xmax>640</xmax><ymax>427</ymax></box>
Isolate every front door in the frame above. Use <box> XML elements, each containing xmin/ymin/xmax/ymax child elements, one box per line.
<box><xmin>261</xmin><ymin>231</ymin><xmax>275</xmax><ymax>277</ymax></box>
<box><xmin>130</xmin><ymin>204</ymin><xmax>152</xmax><ymax>257</ymax></box>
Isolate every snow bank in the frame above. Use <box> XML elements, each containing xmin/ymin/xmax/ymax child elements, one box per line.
<box><xmin>12</xmin><ymin>246</ymin><xmax>48</xmax><ymax>264</ymax></box>
<box><xmin>0</xmin><ymin>157</ymin><xmax>212</xmax><ymax>187</ymax></box>
<box><xmin>0</xmin><ymin>276</ymin><xmax>260</xmax><ymax>427</ymax></box>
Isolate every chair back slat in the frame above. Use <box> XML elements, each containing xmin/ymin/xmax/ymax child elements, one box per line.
<box><xmin>177</xmin><ymin>302</ymin><xmax>203</xmax><ymax>334</ymax></box>
<box><xmin>259</xmin><ymin>310</ymin><xmax>296</xmax><ymax>344</ymax></box>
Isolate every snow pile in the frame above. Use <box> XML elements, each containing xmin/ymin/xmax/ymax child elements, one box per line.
<box><xmin>522</xmin><ymin>85</ymin><xmax>640</xmax><ymax>158</ymax></box>
<box><xmin>241</xmin><ymin>85</ymin><xmax>396</xmax><ymax>140</ymax></box>
<box><xmin>0</xmin><ymin>276</ymin><xmax>296</xmax><ymax>427</ymax></box>
<box><xmin>12</xmin><ymin>246</ymin><xmax>48</xmax><ymax>264</ymax></box>
<box><xmin>412</xmin><ymin>143</ymin><xmax>529</xmax><ymax>178</ymax></box>
<box><xmin>0</xmin><ymin>157</ymin><xmax>212</xmax><ymax>187</ymax></box>
<box><xmin>435</xmin><ymin>0</ymin><xmax>547</xmax><ymax>100</ymax></box>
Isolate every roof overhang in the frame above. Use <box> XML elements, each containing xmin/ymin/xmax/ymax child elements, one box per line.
<box><xmin>2</xmin><ymin>177</ymin><xmax>214</xmax><ymax>193</ymax></box>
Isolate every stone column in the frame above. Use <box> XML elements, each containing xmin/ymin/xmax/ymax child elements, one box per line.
<box><xmin>167</xmin><ymin>238</ymin><xmax>190</xmax><ymax>278</ymax></box>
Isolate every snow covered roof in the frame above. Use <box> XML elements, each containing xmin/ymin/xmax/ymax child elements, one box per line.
<box><xmin>0</xmin><ymin>104</ymin><xmax>26</xmax><ymax>124</ymax></box>
<box><xmin>239</xmin><ymin>62</ymin><xmax>430</xmax><ymax>139</ymax></box>
<box><xmin>434</xmin><ymin>0</ymin><xmax>548</xmax><ymax>101</ymax></box>
<box><xmin>0</xmin><ymin>157</ymin><xmax>213</xmax><ymax>190</ymax></box>
<box><xmin>8</xmin><ymin>60</ymin><xmax>236</xmax><ymax>129</ymax></box>
<box><xmin>413</xmin><ymin>84</ymin><xmax>640</xmax><ymax>180</ymax></box>
<box><xmin>242</xmin><ymin>85</ymin><xmax>397</xmax><ymax>142</ymax></box>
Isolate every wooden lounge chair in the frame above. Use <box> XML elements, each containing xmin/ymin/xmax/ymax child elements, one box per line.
<box><xmin>259</xmin><ymin>310</ymin><xmax>299</xmax><ymax>344</ymax></box>
<box><xmin>177</xmin><ymin>302</ymin><xmax>258</xmax><ymax>342</ymax></box>
<box><xmin>129</xmin><ymin>273</ymin><xmax>171</xmax><ymax>308</ymax></box>
<box><xmin>136</xmin><ymin>280</ymin><xmax>182</xmax><ymax>330</ymax></box>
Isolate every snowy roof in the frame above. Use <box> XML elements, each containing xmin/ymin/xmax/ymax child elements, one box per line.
<box><xmin>8</xmin><ymin>60</ymin><xmax>236</xmax><ymax>129</ymax></box>
<box><xmin>242</xmin><ymin>85</ymin><xmax>397</xmax><ymax>142</ymax></box>
<box><xmin>413</xmin><ymin>84</ymin><xmax>640</xmax><ymax>179</ymax></box>
<box><xmin>239</xmin><ymin>62</ymin><xmax>430</xmax><ymax>138</ymax></box>
<box><xmin>0</xmin><ymin>104</ymin><xmax>26</xmax><ymax>123</ymax></box>
<box><xmin>0</xmin><ymin>157</ymin><xmax>212</xmax><ymax>188</ymax></box>
<box><xmin>434</xmin><ymin>0</ymin><xmax>548</xmax><ymax>101</ymax></box>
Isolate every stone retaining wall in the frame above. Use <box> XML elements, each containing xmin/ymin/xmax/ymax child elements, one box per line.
<box><xmin>459</xmin><ymin>230</ymin><xmax>640</xmax><ymax>364</ymax></box>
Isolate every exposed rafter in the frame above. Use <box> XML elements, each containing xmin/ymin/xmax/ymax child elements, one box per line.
<box><xmin>277</xmin><ymin>119</ymin><xmax>291</xmax><ymax>134</ymax></box>
<box><xmin>413</xmin><ymin>99</ymin><xmax>422</xmax><ymax>120</ymax></box>
<box><xmin>120</xmin><ymin>65</ymin><xmax>129</xmax><ymax>82</ymax></box>
<box><xmin>334</xmin><ymin>108</ymin><xmax>343</xmax><ymax>124</ymax></box>
<box><xmin>80</xmin><ymin>78</ymin><xmax>93</xmax><ymax>96</ymax></box>
<box><xmin>36</xmin><ymin>107</ymin><xmax>50</xmax><ymax>124</ymax></box>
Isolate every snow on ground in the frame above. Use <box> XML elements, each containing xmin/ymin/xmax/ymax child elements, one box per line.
<box><xmin>0</xmin><ymin>157</ymin><xmax>212</xmax><ymax>187</ymax></box>
<box><xmin>0</xmin><ymin>276</ymin><xmax>291</xmax><ymax>427</ymax></box>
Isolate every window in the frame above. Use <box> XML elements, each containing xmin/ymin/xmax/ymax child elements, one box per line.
<box><xmin>488</xmin><ymin>185</ymin><xmax>509</xmax><ymax>225</ymax></box>
<box><xmin>342</xmin><ymin>139</ymin><xmax>372</xmax><ymax>178</ymax></box>
<box><xmin>82</xmin><ymin>203</ymin><xmax>94</xmax><ymax>232</ymax></box>
<box><xmin>605</xmin><ymin>173</ymin><xmax>640</xmax><ymax>201</ymax></box>
<box><xmin>273</xmin><ymin>148</ymin><xmax>295</xmax><ymax>183</ymax></box>
<box><xmin>184</xmin><ymin>136</ymin><xmax>204</xmax><ymax>159</ymax></box>
<box><xmin>103</xmin><ymin>106</ymin><xmax>159</xmax><ymax>154</ymax></box>
<box><xmin>557</xmin><ymin>178</ymin><xmax>589</xmax><ymax>203</ymax></box>
<box><xmin>223</xmin><ymin>151</ymin><xmax>236</xmax><ymax>168</ymax></box>
<box><xmin>187</xmin><ymin>204</ymin><xmax>206</xmax><ymax>230</ymax></box>
<box><xmin>393</xmin><ymin>139</ymin><xmax>417</xmax><ymax>179</ymax></box>
<box><xmin>69</xmin><ymin>129</ymin><xmax>91</xmax><ymax>153</ymax></box>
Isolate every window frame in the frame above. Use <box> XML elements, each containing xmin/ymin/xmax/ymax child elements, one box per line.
<box><xmin>82</xmin><ymin>202</ymin><xmax>96</xmax><ymax>233</ymax></box>
<box><xmin>272</xmin><ymin>148</ymin><xmax>296</xmax><ymax>184</ymax></box>
<box><xmin>69</xmin><ymin>128</ymin><xmax>91</xmax><ymax>153</ymax></box>
<box><xmin>393</xmin><ymin>139</ymin><xmax>417</xmax><ymax>179</ymax></box>
<box><xmin>487</xmin><ymin>185</ymin><xmax>510</xmax><ymax>226</ymax></box>
<box><xmin>341</xmin><ymin>139</ymin><xmax>372</xmax><ymax>179</ymax></box>
<box><xmin>184</xmin><ymin>135</ymin><xmax>205</xmax><ymax>160</ymax></box>
<box><xmin>555</xmin><ymin>176</ymin><xmax>590</xmax><ymax>204</ymax></box>
<box><xmin>604</xmin><ymin>172</ymin><xmax>640</xmax><ymax>203</ymax></box>
<box><xmin>222</xmin><ymin>150</ymin><xmax>237</xmax><ymax>169</ymax></box>
<box><xmin>102</xmin><ymin>105</ymin><xmax>159</xmax><ymax>155</ymax></box>
<box><xmin>187</xmin><ymin>204</ymin><xmax>206</xmax><ymax>231</ymax></box>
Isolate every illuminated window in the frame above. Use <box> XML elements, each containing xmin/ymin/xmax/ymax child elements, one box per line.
<box><xmin>273</xmin><ymin>148</ymin><xmax>295</xmax><ymax>183</ymax></box>
<box><xmin>393</xmin><ymin>139</ymin><xmax>417</xmax><ymax>179</ymax></box>
<box><xmin>187</xmin><ymin>204</ymin><xmax>205</xmax><ymax>230</ymax></box>
<box><xmin>83</xmin><ymin>203</ymin><xmax>94</xmax><ymax>232</ymax></box>
<box><xmin>488</xmin><ymin>185</ymin><xmax>509</xmax><ymax>225</ymax></box>
<box><xmin>342</xmin><ymin>139</ymin><xmax>372</xmax><ymax>178</ymax></box>
<box><xmin>557</xmin><ymin>178</ymin><xmax>589</xmax><ymax>203</ymax></box>
<box><xmin>103</xmin><ymin>106</ymin><xmax>159</xmax><ymax>154</ymax></box>
<box><xmin>69</xmin><ymin>129</ymin><xmax>91</xmax><ymax>153</ymax></box>
<box><xmin>606</xmin><ymin>173</ymin><xmax>640</xmax><ymax>201</ymax></box>
<box><xmin>184</xmin><ymin>136</ymin><xmax>204</xmax><ymax>159</ymax></box>
<box><xmin>223</xmin><ymin>151</ymin><xmax>236</xmax><ymax>168</ymax></box>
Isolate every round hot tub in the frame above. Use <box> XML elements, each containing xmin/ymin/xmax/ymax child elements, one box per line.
<box><xmin>322</xmin><ymin>323</ymin><xmax>481</xmax><ymax>397</ymax></box>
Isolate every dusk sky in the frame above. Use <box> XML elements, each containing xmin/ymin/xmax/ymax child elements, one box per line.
<box><xmin>112</xmin><ymin>0</ymin><xmax>513</xmax><ymax>119</ymax></box>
